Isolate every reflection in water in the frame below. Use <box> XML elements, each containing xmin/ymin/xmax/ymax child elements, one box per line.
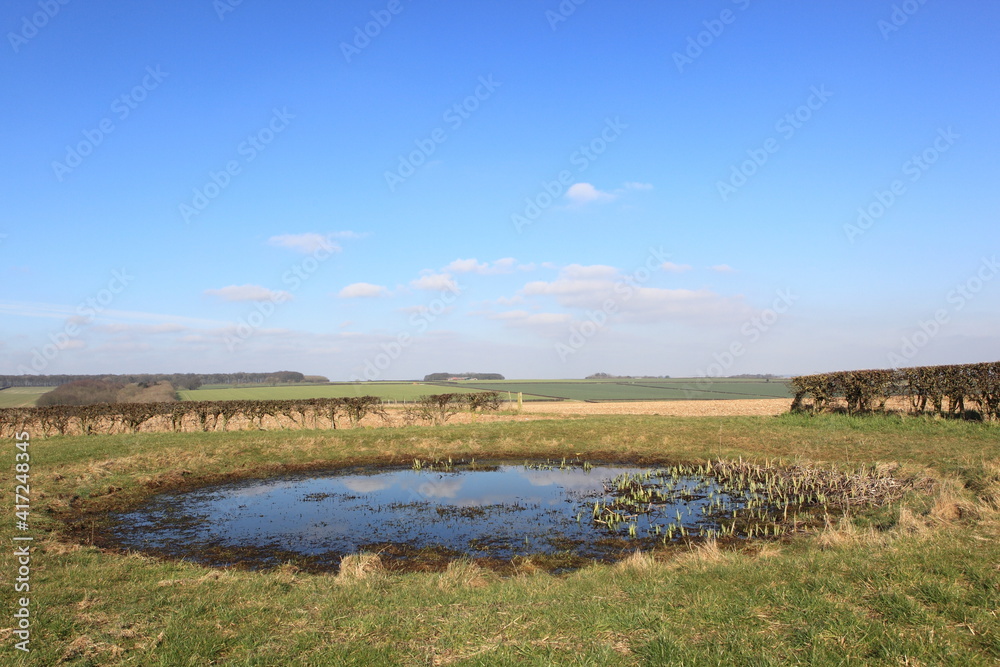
<box><xmin>106</xmin><ymin>463</ymin><xmax>732</xmax><ymax>570</ymax></box>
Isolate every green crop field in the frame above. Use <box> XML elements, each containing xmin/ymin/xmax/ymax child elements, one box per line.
<box><xmin>176</xmin><ymin>379</ymin><xmax>790</xmax><ymax>404</ymax></box>
<box><xmin>177</xmin><ymin>382</ymin><xmax>490</xmax><ymax>403</ymax></box>
<box><xmin>0</xmin><ymin>386</ymin><xmax>53</xmax><ymax>407</ymax></box>
<box><xmin>426</xmin><ymin>378</ymin><xmax>794</xmax><ymax>401</ymax></box>
<box><xmin>178</xmin><ymin>379</ymin><xmax>792</xmax><ymax>403</ymax></box>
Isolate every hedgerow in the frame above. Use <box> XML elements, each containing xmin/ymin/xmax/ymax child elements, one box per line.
<box><xmin>790</xmin><ymin>361</ymin><xmax>1000</xmax><ymax>420</ymax></box>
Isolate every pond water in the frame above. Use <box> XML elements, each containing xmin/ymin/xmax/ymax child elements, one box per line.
<box><xmin>105</xmin><ymin>461</ymin><xmax>761</xmax><ymax>571</ymax></box>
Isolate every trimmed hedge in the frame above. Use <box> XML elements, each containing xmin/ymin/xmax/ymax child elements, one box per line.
<box><xmin>0</xmin><ymin>392</ymin><xmax>504</xmax><ymax>437</ymax></box>
<box><xmin>0</xmin><ymin>397</ymin><xmax>381</xmax><ymax>437</ymax></box>
<box><xmin>790</xmin><ymin>362</ymin><xmax>1000</xmax><ymax>420</ymax></box>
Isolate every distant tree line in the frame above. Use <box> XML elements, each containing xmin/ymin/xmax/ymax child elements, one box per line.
<box><xmin>0</xmin><ymin>371</ymin><xmax>326</xmax><ymax>389</ymax></box>
<box><xmin>423</xmin><ymin>373</ymin><xmax>505</xmax><ymax>381</ymax></box>
<box><xmin>36</xmin><ymin>380</ymin><xmax>178</xmax><ymax>407</ymax></box>
<box><xmin>585</xmin><ymin>373</ymin><xmax>671</xmax><ymax>379</ymax></box>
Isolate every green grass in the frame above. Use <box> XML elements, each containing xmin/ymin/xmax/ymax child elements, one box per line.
<box><xmin>4</xmin><ymin>413</ymin><xmax>998</xmax><ymax>665</ymax></box>
<box><xmin>0</xmin><ymin>386</ymin><xmax>54</xmax><ymax>407</ymax></box>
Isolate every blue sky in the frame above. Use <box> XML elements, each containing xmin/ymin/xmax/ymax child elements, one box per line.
<box><xmin>2</xmin><ymin>0</ymin><xmax>998</xmax><ymax>380</ymax></box>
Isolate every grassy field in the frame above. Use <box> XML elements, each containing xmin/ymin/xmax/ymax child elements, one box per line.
<box><xmin>4</xmin><ymin>413</ymin><xmax>998</xmax><ymax>665</ymax></box>
<box><xmin>0</xmin><ymin>386</ymin><xmax>53</xmax><ymax>408</ymax></box>
<box><xmin>179</xmin><ymin>378</ymin><xmax>792</xmax><ymax>404</ymax></box>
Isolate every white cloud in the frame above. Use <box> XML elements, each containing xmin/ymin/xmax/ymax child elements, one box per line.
<box><xmin>342</xmin><ymin>478</ymin><xmax>391</xmax><ymax>493</ymax></box>
<box><xmin>443</xmin><ymin>258</ymin><xmax>489</xmax><ymax>274</ymax></box>
<box><xmin>93</xmin><ymin>341</ymin><xmax>151</xmax><ymax>353</ymax></box>
<box><xmin>662</xmin><ymin>262</ymin><xmax>693</xmax><ymax>273</ymax></box>
<box><xmin>522</xmin><ymin>264</ymin><xmax>618</xmax><ymax>298</ymax></box>
<box><xmin>0</xmin><ymin>300</ymin><xmax>227</xmax><ymax>328</ymax></box>
<box><xmin>95</xmin><ymin>323</ymin><xmax>188</xmax><ymax>335</ymax></box>
<box><xmin>268</xmin><ymin>233</ymin><xmax>341</xmax><ymax>254</ymax></box>
<box><xmin>491</xmin><ymin>310</ymin><xmax>572</xmax><ymax>326</ymax></box>
<box><xmin>710</xmin><ymin>264</ymin><xmax>737</xmax><ymax>273</ymax></box>
<box><xmin>442</xmin><ymin>257</ymin><xmax>528</xmax><ymax>275</ymax></box>
<box><xmin>411</xmin><ymin>272</ymin><xmax>458</xmax><ymax>291</ymax></box>
<box><xmin>561</xmin><ymin>264</ymin><xmax>618</xmax><ymax>280</ymax></box>
<box><xmin>564</xmin><ymin>182</ymin><xmax>653</xmax><ymax>206</ymax></box>
<box><xmin>0</xmin><ymin>301</ymin><xmax>85</xmax><ymax>321</ymax></box>
<box><xmin>490</xmin><ymin>310</ymin><xmax>530</xmax><ymax>320</ymax></box>
<box><xmin>337</xmin><ymin>282</ymin><xmax>389</xmax><ymax>298</ymax></box>
<box><xmin>397</xmin><ymin>303</ymin><xmax>457</xmax><ymax>319</ymax></box>
<box><xmin>565</xmin><ymin>182</ymin><xmax>616</xmax><ymax>205</ymax></box>
<box><xmin>518</xmin><ymin>264</ymin><xmax>749</xmax><ymax>324</ymax></box>
<box><xmin>205</xmin><ymin>284</ymin><xmax>292</xmax><ymax>302</ymax></box>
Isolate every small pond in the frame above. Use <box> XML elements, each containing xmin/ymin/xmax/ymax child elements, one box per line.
<box><xmin>101</xmin><ymin>459</ymin><xmax>843</xmax><ymax>572</ymax></box>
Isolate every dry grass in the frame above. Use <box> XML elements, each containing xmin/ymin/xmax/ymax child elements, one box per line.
<box><xmin>815</xmin><ymin>516</ymin><xmax>881</xmax><ymax>548</ymax></box>
<box><xmin>613</xmin><ymin>550</ymin><xmax>663</xmax><ymax>574</ymax></box>
<box><xmin>674</xmin><ymin>536</ymin><xmax>727</xmax><ymax>566</ymax></box>
<box><xmin>436</xmin><ymin>560</ymin><xmax>493</xmax><ymax>590</ymax></box>
<box><xmin>337</xmin><ymin>553</ymin><xmax>384</xmax><ymax>582</ymax></box>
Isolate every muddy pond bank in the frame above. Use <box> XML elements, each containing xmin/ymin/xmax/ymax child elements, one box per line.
<box><xmin>77</xmin><ymin>458</ymin><xmax>914</xmax><ymax>574</ymax></box>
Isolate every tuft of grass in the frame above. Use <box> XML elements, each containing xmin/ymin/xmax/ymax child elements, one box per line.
<box><xmin>436</xmin><ymin>559</ymin><xmax>493</xmax><ymax>590</ymax></box>
<box><xmin>337</xmin><ymin>553</ymin><xmax>384</xmax><ymax>582</ymax></box>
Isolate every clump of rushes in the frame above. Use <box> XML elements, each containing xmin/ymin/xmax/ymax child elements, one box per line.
<box><xmin>411</xmin><ymin>457</ymin><xmax>455</xmax><ymax>472</ymax></box>
<box><xmin>523</xmin><ymin>457</ymin><xmax>591</xmax><ymax>472</ymax></box>
<box><xmin>589</xmin><ymin>459</ymin><xmax>913</xmax><ymax>543</ymax></box>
